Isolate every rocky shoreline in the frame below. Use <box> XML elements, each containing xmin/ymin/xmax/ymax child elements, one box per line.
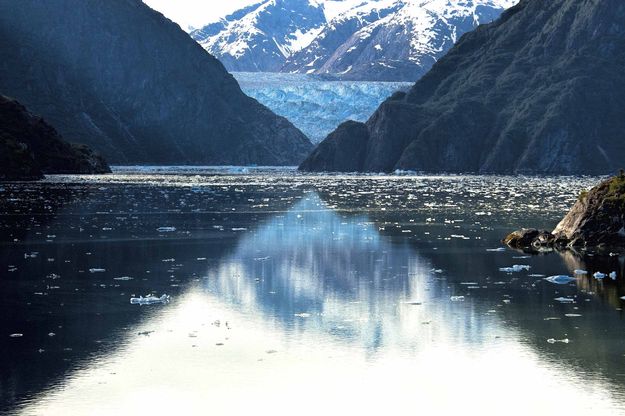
<box><xmin>504</xmin><ymin>174</ymin><xmax>625</xmax><ymax>252</ymax></box>
<box><xmin>0</xmin><ymin>95</ymin><xmax>110</xmax><ymax>181</ymax></box>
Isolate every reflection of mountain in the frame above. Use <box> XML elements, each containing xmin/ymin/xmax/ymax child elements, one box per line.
<box><xmin>13</xmin><ymin>190</ymin><xmax>625</xmax><ymax>414</ymax></box>
<box><xmin>5</xmin><ymin>177</ymin><xmax>625</xmax><ymax>414</ymax></box>
<box><xmin>1</xmin><ymin>179</ymin><xmax>308</xmax><ymax>412</ymax></box>
<box><xmin>203</xmin><ymin>193</ymin><xmax>442</xmax><ymax>350</ymax></box>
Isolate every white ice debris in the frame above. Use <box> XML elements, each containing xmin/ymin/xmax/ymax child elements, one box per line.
<box><xmin>547</xmin><ymin>338</ymin><xmax>570</xmax><ymax>344</ymax></box>
<box><xmin>544</xmin><ymin>275</ymin><xmax>576</xmax><ymax>284</ymax></box>
<box><xmin>130</xmin><ymin>294</ymin><xmax>171</xmax><ymax>305</ymax></box>
<box><xmin>157</xmin><ymin>227</ymin><xmax>176</xmax><ymax>232</ymax></box>
<box><xmin>554</xmin><ymin>297</ymin><xmax>576</xmax><ymax>303</ymax></box>
<box><xmin>499</xmin><ymin>265</ymin><xmax>530</xmax><ymax>273</ymax></box>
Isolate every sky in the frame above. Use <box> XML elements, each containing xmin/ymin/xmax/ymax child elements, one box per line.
<box><xmin>143</xmin><ymin>0</ymin><xmax>260</xmax><ymax>31</ymax></box>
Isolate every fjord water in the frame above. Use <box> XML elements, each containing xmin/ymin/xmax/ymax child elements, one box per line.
<box><xmin>2</xmin><ymin>168</ymin><xmax>625</xmax><ymax>415</ymax></box>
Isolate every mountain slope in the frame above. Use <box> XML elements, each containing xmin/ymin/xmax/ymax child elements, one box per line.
<box><xmin>286</xmin><ymin>0</ymin><xmax>516</xmax><ymax>81</ymax></box>
<box><xmin>0</xmin><ymin>0</ymin><xmax>312</xmax><ymax>165</ymax></box>
<box><xmin>191</xmin><ymin>0</ymin><xmax>328</xmax><ymax>72</ymax></box>
<box><xmin>0</xmin><ymin>95</ymin><xmax>110</xmax><ymax>180</ymax></box>
<box><xmin>300</xmin><ymin>0</ymin><xmax>625</xmax><ymax>174</ymax></box>
<box><xmin>192</xmin><ymin>0</ymin><xmax>515</xmax><ymax>81</ymax></box>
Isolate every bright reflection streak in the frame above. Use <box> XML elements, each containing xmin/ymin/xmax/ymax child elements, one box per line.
<box><xmin>18</xmin><ymin>291</ymin><xmax>624</xmax><ymax>416</ymax></box>
<box><xmin>15</xmin><ymin>194</ymin><xmax>625</xmax><ymax>415</ymax></box>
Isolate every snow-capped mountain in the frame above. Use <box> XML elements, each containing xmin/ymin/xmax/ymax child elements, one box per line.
<box><xmin>287</xmin><ymin>0</ymin><xmax>518</xmax><ymax>81</ymax></box>
<box><xmin>191</xmin><ymin>0</ymin><xmax>328</xmax><ymax>72</ymax></box>
<box><xmin>192</xmin><ymin>0</ymin><xmax>516</xmax><ymax>81</ymax></box>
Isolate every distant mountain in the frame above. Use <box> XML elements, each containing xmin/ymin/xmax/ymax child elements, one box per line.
<box><xmin>192</xmin><ymin>0</ymin><xmax>516</xmax><ymax>81</ymax></box>
<box><xmin>300</xmin><ymin>0</ymin><xmax>625</xmax><ymax>174</ymax></box>
<box><xmin>0</xmin><ymin>95</ymin><xmax>110</xmax><ymax>180</ymax></box>
<box><xmin>191</xmin><ymin>0</ymin><xmax>328</xmax><ymax>72</ymax></box>
<box><xmin>0</xmin><ymin>0</ymin><xmax>312</xmax><ymax>166</ymax></box>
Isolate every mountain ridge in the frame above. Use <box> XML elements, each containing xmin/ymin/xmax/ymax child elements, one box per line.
<box><xmin>299</xmin><ymin>0</ymin><xmax>625</xmax><ymax>174</ymax></box>
<box><xmin>0</xmin><ymin>0</ymin><xmax>312</xmax><ymax>165</ymax></box>
<box><xmin>0</xmin><ymin>95</ymin><xmax>110</xmax><ymax>180</ymax></box>
<box><xmin>192</xmin><ymin>0</ymin><xmax>516</xmax><ymax>81</ymax></box>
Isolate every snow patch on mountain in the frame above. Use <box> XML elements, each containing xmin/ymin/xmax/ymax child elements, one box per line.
<box><xmin>193</xmin><ymin>0</ymin><xmax>517</xmax><ymax>80</ymax></box>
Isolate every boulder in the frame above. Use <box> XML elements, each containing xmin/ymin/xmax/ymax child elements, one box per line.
<box><xmin>504</xmin><ymin>174</ymin><xmax>625</xmax><ymax>251</ymax></box>
<box><xmin>553</xmin><ymin>175</ymin><xmax>625</xmax><ymax>247</ymax></box>
<box><xmin>502</xmin><ymin>228</ymin><xmax>555</xmax><ymax>250</ymax></box>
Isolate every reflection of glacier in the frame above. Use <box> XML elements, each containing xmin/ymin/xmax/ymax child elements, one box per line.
<box><xmin>203</xmin><ymin>193</ymin><xmax>489</xmax><ymax>352</ymax></box>
<box><xmin>233</xmin><ymin>72</ymin><xmax>411</xmax><ymax>143</ymax></box>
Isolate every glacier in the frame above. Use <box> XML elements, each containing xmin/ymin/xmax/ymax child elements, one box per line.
<box><xmin>233</xmin><ymin>72</ymin><xmax>411</xmax><ymax>143</ymax></box>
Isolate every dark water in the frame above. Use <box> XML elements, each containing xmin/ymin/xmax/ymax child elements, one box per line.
<box><xmin>1</xmin><ymin>168</ymin><xmax>625</xmax><ymax>415</ymax></box>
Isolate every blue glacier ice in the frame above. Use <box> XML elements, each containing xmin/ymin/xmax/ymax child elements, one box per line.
<box><xmin>233</xmin><ymin>72</ymin><xmax>412</xmax><ymax>143</ymax></box>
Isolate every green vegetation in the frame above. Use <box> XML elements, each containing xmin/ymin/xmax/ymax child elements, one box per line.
<box><xmin>578</xmin><ymin>189</ymin><xmax>588</xmax><ymax>202</ymax></box>
<box><xmin>602</xmin><ymin>173</ymin><xmax>625</xmax><ymax>208</ymax></box>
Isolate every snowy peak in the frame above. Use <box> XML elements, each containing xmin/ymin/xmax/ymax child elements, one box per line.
<box><xmin>191</xmin><ymin>0</ymin><xmax>327</xmax><ymax>71</ymax></box>
<box><xmin>192</xmin><ymin>0</ymin><xmax>517</xmax><ymax>80</ymax></box>
<box><xmin>287</xmin><ymin>0</ymin><xmax>518</xmax><ymax>80</ymax></box>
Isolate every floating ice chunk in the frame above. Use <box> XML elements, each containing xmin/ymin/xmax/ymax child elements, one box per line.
<box><xmin>130</xmin><ymin>294</ymin><xmax>170</xmax><ymax>305</ymax></box>
<box><xmin>9</xmin><ymin>333</ymin><xmax>23</xmax><ymax>338</ymax></box>
<box><xmin>89</xmin><ymin>268</ymin><xmax>106</xmax><ymax>273</ymax></box>
<box><xmin>294</xmin><ymin>313</ymin><xmax>311</xmax><ymax>318</ymax></box>
<box><xmin>499</xmin><ymin>265</ymin><xmax>530</xmax><ymax>273</ymax></box>
<box><xmin>486</xmin><ymin>247</ymin><xmax>506</xmax><ymax>252</ymax></box>
<box><xmin>547</xmin><ymin>338</ymin><xmax>570</xmax><ymax>344</ymax></box>
<box><xmin>573</xmin><ymin>269</ymin><xmax>588</xmax><ymax>275</ymax></box>
<box><xmin>450</xmin><ymin>296</ymin><xmax>465</xmax><ymax>302</ymax></box>
<box><xmin>554</xmin><ymin>297</ymin><xmax>576</xmax><ymax>303</ymax></box>
<box><xmin>157</xmin><ymin>227</ymin><xmax>176</xmax><ymax>232</ymax></box>
<box><xmin>593</xmin><ymin>271</ymin><xmax>606</xmax><ymax>279</ymax></box>
<box><xmin>113</xmin><ymin>276</ymin><xmax>133</xmax><ymax>281</ymax></box>
<box><xmin>430</xmin><ymin>269</ymin><xmax>443</xmax><ymax>274</ymax></box>
<box><xmin>528</xmin><ymin>274</ymin><xmax>546</xmax><ymax>277</ymax></box>
<box><xmin>544</xmin><ymin>275</ymin><xmax>576</xmax><ymax>284</ymax></box>
<box><xmin>609</xmin><ymin>271</ymin><xmax>617</xmax><ymax>280</ymax></box>
<box><xmin>24</xmin><ymin>252</ymin><xmax>38</xmax><ymax>259</ymax></box>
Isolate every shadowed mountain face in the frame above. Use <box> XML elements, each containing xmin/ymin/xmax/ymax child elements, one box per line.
<box><xmin>0</xmin><ymin>95</ymin><xmax>110</xmax><ymax>180</ymax></box>
<box><xmin>0</xmin><ymin>0</ymin><xmax>312</xmax><ymax>166</ymax></box>
<box><xmin>300</xmin><ymin>0</ymin><xmax>625</xmax><ymax>174</ymax></box>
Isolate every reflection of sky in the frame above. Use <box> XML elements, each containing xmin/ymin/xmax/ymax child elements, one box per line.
<box><xmin>15</xmin><ymin>194</ymin><xmax>625</xmax><ymax>415</ymax></box>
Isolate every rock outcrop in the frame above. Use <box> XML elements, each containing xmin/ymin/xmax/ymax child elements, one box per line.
<box><xmin>553</xmin><ymin>175</ymin><xmax>625</xmax><ymax>247</ymax></box>
<box><xmin>0</xmin><ymin>95</ymin><xmax>110</xmax><ymax>180</ymax></box>
<box><xmin>504</xmin><ymin>175</ymin><xmax>625</xmax><ymax>250</ymax></box>
<box><xmin>298</xmin><ymin>121</ymin><xmax>370</xmax><ymax>171</ymax></box>
<box><xmin>0</xmin><ymin>0</ymin><xmax>312</xmax><ymax>166</ymax></box>
<box><xmin>300</xmin><ymin>0</ymin><xmax>625</xmax><ymax>174</ymax></box>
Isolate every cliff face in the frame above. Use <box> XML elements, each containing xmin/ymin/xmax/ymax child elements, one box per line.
<box><xmin>0</xmin><ymin>95</ymin><xmax>110</xmax><ymax>180</ymax></box>
<box><xmin>553</xmin><ymin>175</ymin><xmax>625</xmax><ymax>247</ymax></box>
<box><xmin>300</xmin><ymin>0</ymin><xmax>625</xmax><ymax>174</ymax></box>
<box><xmin>0</xmin><ymin>0</ymin><xmax>312</xmax><ymax>166</ymax></box>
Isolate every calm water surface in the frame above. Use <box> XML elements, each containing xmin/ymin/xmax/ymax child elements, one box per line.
<box><xmin>1</xmin><ymin>168</ymin><xmax>625</xmax><ymax>415</ymax></box>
